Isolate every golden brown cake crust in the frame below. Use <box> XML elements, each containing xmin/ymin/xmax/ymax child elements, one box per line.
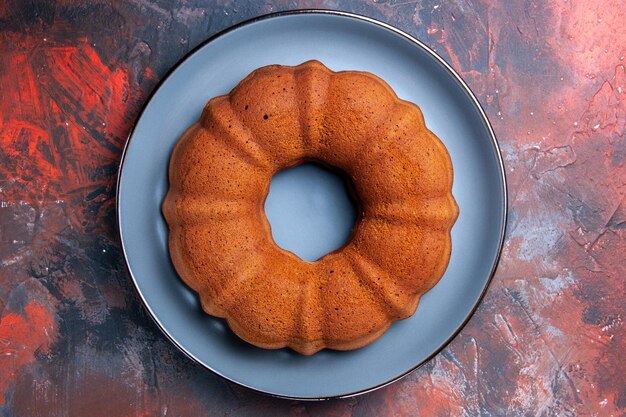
<box><xmin>162</xmin><ymin>60</ymin><xmax>459</xmax><ymax>355</ymax></box>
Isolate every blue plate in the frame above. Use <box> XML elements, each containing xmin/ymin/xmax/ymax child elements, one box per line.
<box><xmin>117</xmin><ymin>10</ymin><xmax>507</xmax><ymax>400</ymax></box>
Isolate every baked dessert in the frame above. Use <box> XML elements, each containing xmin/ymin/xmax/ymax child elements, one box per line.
<box><xmin>162</xmin><ymin>60</ymin><xmax>459</xmax><ymax>355</ymax></box>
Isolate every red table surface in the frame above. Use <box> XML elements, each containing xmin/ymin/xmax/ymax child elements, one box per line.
<box><xmin>0</xmin><ymin>1</ymin><xmax>624</xmax><ymax>416</ymax></box>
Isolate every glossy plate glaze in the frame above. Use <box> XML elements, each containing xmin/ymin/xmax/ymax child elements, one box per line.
<box><xmin>117</xmin><ymin>10</ymin><xmax>507</xmax><ymax>400</ymax></box>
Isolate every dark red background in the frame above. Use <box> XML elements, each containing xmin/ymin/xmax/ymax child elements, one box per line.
<box><xmin>1</xmin><ymin>1</ymin><xmax>624</xmax><ymax>415</ymax></box>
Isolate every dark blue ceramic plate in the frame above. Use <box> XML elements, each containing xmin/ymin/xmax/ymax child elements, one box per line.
<box><xmin>117</xmin><ymin>10</ymin><xmax>507</xmax><ymax>400</ymax></box>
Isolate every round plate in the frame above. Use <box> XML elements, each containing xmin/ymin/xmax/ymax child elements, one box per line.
<box><xmin>117</xmin><ymin>10</ymin><xmax>507</xmax><ymax>400</ymax></box>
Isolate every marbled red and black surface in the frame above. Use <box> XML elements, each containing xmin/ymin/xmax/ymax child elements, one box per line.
<box><xmin>1</xmin><ymin>1</ymin><xmax>624</xmax><ymax>416</ymax></box>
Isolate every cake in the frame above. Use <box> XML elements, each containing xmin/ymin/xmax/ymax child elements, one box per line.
<box><xmin>162</xmin><ymin>60</ymin><xmax>459</xmax><ymax>355</ymax></box>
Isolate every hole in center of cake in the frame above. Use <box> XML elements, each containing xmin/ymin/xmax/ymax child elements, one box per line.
<box><xmin>264</xmin><ymin>162</ymin><xmax>358</xmax><ymax>262</ymax></box>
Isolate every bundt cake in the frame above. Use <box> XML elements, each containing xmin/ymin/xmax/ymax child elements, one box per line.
<box><xmin>162</xmin><ymin>60</ymin><xmax>459</xmax><ymax>355</ymax></box>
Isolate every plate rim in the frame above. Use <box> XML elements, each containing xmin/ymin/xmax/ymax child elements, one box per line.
<box><xmin>116</xmin><ymin>9</ymin><xmax>508</xmax><ymax>401</ymax></box>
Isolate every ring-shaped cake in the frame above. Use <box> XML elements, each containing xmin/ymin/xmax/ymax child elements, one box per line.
<box><xmin>163</xmin><ymin>60</ymin><xmax>459</xmax><ymax>355</ymax></box>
